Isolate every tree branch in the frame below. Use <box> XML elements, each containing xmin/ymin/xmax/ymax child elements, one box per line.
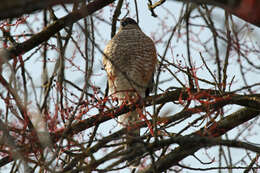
<box><xmin>52</xmin><ymin>88</ymin><xmax>260</xmax><ymax>139</ymax></box>
<box><xmin>0</xmin><ymin>0</ymin><xmax>80</xmax><ymax>20</ymax></box>
<box><xmin>172</xmin><ymin>0</ymin><xmax>260</xmax><ymax>27</ymax></box>
<box><xmin>0</xmin><ymin>88</ymin><xmax>259</xmax><ymax>169</ymax></box>
<box><xmin>142</xmin><ymin>107</ymin><xmax>260</xmax><ymax>172</ymax></box>
<box><xmin>1</xmin><ymin>0</ymin><xmax>115</xmax><ymax>61</ymax></box>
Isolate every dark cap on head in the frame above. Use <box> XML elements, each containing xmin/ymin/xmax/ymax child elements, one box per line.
<box><xmin>120</xmin><ymin>18</ymin><xmax>138</xmax><ymax>27</ymax></box>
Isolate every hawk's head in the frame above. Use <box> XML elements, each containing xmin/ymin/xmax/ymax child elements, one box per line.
<box><xmin>120</xmin><ymin>18</ymin><xmax>138</xmax><ymax>27</ymax></box>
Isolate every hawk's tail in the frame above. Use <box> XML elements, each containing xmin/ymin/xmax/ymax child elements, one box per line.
<box><xmin>119</xmin><ymin>110</ymin><xmax>141</xmax><ymax>166</ymax></box>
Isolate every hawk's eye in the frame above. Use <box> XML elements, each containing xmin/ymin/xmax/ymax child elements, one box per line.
<box><xmin>121</xmin><ymin>21</ymin><xmax>127</xmax><ymax>27</ymax></box>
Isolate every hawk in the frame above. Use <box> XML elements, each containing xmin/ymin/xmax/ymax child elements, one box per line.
<box><xmin>102</xmin><ymin>17</ymin><xmax>157</xmax><ymax>161</ymax></box>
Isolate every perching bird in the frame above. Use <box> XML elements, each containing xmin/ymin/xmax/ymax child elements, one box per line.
<box><xmin>102</xmin><ymin>17</ymin><xmax>157</xmax><ymax>164</ymax></box>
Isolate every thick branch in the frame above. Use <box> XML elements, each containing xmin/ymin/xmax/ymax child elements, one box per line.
<box><xmin>54</xmin><ymin>88</ymin><xmax>260</xmax><ymax>139</ymax></box>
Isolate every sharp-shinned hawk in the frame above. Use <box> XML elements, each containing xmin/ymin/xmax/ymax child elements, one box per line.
<box><xmin>102</xmin><ymin>17</ymin><xmax>157</xmax><ymax>164</ymax></box>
